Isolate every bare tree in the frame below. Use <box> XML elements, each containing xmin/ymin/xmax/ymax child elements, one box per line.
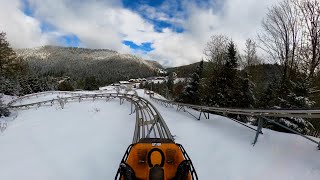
<box><xmin>204</xmin><ymin>35</ymin><xmax>229</xmax><ymax>65</ymax></box>
<box><xmin>203</xmin><ymin>35</ymin><xmax>230</xmax><ymax>76</ymax></box>
<box><xmin>244</xmin><ymin>38</ymin><xmax>260</xmax><ymax>67</ymax></box>
<box><xmin>258</xmin><ymin>0</ymin><xmax>301</xmax><ymax>81</ymax></box>
<box><xmin>296</xmin><ymin>0</ymin><xmax>320</xmax><ymax>79</ymax></box>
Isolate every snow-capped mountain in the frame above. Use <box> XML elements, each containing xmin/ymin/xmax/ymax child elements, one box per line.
<box><xmin>14</xmin><ymin>46</ymin><xmax>166</xmax><ymax>85</ymax></box>
<box><xmin>15</xmin><ymin>45</ymin><xmax>163</xmax><ymax>70</ymax></box>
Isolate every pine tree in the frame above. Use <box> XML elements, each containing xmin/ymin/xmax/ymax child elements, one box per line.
<box><xmin>0</xmin><ymin>76</ymin><xmax>16</xmax><ymax>95</ymax></box>
<box><xmin>259</xmin><ymin>78</ymin><xmax>315</xmax><ymax>134</ymax></box>
<box><xmin>0</xmin><ymin>32</ymin><xmax>24</xmax><ymax>77</ymax></box>
<box><xmin>258</xmin><ymin>79</ymin><xmax>278</xmax><ymax>108</ymax></box>
<box><xmin>166</xmin><ymin>73</ymin><xmax>174</xmax><ymax>98</ymax></box>
<box><xmin>0</xmin><ymin>32</ymin><xmax>27</xmax><ymax>96</ymax></box>
<box><xmin>17</xmin><ymin>76</ymin><xmax>33</xmax><ymax>95</ymax></box>
<box><xmin>177</xmin><ymin>61</ymin><xmax>204</xmax><ymax>104</ymax></box>
<box><xmin>28</xmin><ymin>76</ymin><xmax>42</xmax><ymax>93</ymax></box>
<box><xmin>39</xmin><ymin>77</ymin><xmax>50</xmax><ymax>91</ymax></box>
<box><xmin>212</xmin><ymin>41</ymin><xmax>239</xmax><ymax>107</ymax></box>
<box><xmin>274</xmin><ymin>80</ymin><xmax>315</xmax><ymax>134</ymax></box>
<box><xmin>238</xmin><ymin>73</ymin><xmax>255</xmax><ymax>108</ymax></box>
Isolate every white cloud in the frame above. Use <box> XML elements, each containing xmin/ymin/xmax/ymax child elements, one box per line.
<box><xmin>139</xmin><ymin>0</ymin><xmax>278</xmax><ymax>66</ymax></box>
<box><xmin>1</xmin><ymin>0</ymin><xmax>278</xmax><ymax>66</ymax></box>
<box><xmin>0</xmin><ymin>0</ymin><xmax>54</xmax><ymax>48</ymax></box>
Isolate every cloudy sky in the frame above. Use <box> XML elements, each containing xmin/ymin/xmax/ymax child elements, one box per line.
<box><xmin>0</xmin><ymin>0</ymin><xmax>276</xmax><ymax>66</ymax></box>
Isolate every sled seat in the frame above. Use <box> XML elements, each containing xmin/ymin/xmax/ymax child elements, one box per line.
<box><xmin>124</xmin><ymin>142</ymin><xmax>192</xmax><ymax>180</ymax></box>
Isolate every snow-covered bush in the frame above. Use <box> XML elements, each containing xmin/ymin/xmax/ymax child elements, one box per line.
<box><xmin>58</xmin><ymin>80</ymin><xmax>74</xmax><ymax>91</ymax></box>
<box><xmin>0</xmin><ymin>94</ymin><xmax>10</xmax><ymax>117</ymax></box>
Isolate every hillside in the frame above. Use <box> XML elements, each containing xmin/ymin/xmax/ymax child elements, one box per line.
<box><xmin>15</xmin><ymin>46</ymin><xmax>164</xmax><ymax>86</ymax></box>
<box><xmin>166</xmin><ymin>61</ymin><xmax>208</xmax><ymax>77</ymax></box>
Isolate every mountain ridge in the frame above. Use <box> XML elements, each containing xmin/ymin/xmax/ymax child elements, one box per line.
<box><xmin>15</xmin><ymin>45</ymin><xmax>163</xmax><ymax>70</ymax></box>
<box><xmin>14</xmin><ymin>45</ymin><xmax>165</xmax><ymax>88</ymax></box>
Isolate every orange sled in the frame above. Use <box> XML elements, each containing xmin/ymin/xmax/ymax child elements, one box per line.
<box><xmin>115</xmin><ymin>138</ymin><xmax>198</xmax><ymax>180</ymax></box>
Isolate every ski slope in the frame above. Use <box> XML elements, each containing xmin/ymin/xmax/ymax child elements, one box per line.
<box><xmin>0</xmin><ymin>89</ymin><xmax>320</xmax><ymax>180</ymax></box>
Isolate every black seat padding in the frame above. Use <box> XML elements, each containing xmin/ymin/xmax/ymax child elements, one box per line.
<box><xmin>119</xmin><ymin>162</ymin><xmax>137</xmax><ymax>180</ymax></box>
<box><xmin>149</xmin><ymin>165</ymin><xmax>164</xmax><ymax>180</ymax></box>
<box><xmin>173</xmin><ymin>160</ymin><xmax>191</xmax><ymax>180</ymax></box>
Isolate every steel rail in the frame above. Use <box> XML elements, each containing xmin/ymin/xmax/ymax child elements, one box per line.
<box><xmin>148</xmin><ymin>91</ymin><xmax>320</xmax><ymax>149</ymax></box>
<box><xmin>7</xmin><ymin>91</ymin><xmax>173</xmax><ymax>144</ymax></box>
<box><xmin>149</xmin><ymin>94</ymin><xmax>320</xmax><ymax>119</ymax></box>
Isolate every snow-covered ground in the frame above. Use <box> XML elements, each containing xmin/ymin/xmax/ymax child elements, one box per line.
<box><xmin>138</xmin><ymin>90</ymin><xmax>320</xmax><ymax>180</ymax></box>
<box><xmin>0</xmin><ymin>98</ymin><xmax>134</xmax><ymax>180</ymax></box>
<box><xmin>0</xmin><ymin>89</ymin><xmax>319</xmax><ymax>180</ymax></box>
<box><xmin>8</xmin><ymin>88</ymin><xmax>129</xmax><ymax>106</ymax></box>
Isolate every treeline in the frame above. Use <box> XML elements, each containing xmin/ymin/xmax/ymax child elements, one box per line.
<box><xmin>0</xmin><ymin>32</ymin><xmax>42</xmax><ymax>117</ymax></box>
<box><xmin>19</xmin><ymin>46</ymin><xmax>160</xmax><ymax>90</ymax></box>
<box><xmin>0</xmin><ymin>32</ymin><xmax>51</xmax><ymax>96</ymax></box>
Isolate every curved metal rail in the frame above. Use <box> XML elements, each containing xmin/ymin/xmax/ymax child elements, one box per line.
<box><xmin>148</xmin><ymin>91</ymin><xmax>320</xmax><ymax>149</ymax></box>
<box><xmin>149</xmin><ymin>94</ymin><xmax>320</xmax><ymax>119</ymax></box>
<box><xmin>8</xmin><ymin>91</ymin><xmax>173</xmax><ymax>143</ymax></box>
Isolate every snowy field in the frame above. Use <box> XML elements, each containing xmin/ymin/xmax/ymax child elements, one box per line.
<box><xmin>0</xmin><ymin>98</ymin><xmax>135</xmax><ymax>180</ymax></box>
<box><xmin>0</xmin><ymin>89</ymin><xmax>320</xmax><ymax>180</ymax></box>
<box><xmin>9</xmin><ymin>87</ymin><xmax>128</xmax><ymax>106</ymax></box>
<box><xmin>137</xmin><ymin>90</ymin><xmax>320</xmax><ymax>180</ymax></box>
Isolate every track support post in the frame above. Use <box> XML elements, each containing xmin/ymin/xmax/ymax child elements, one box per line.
<box><xmin>253</xmin><ymin>116</ymin><xmax>264</xmax><ymax>146</ymax></box>
<box><xmin>130</xmin><ymin>102</ymin><xmax>136</xmax><ymax>115</ymax></box>
<box><xmin>198</xmin><ymin>110</ymin><xmax>202</xmax><ymax>120</ymax></box>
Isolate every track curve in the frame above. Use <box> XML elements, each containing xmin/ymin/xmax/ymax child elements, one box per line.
<box><xmin>8</xmin><ymin>91</ymin><xmax>173</xmax><ymax>143</ymax></box>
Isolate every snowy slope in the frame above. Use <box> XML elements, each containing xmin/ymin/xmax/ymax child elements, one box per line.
<box><xmin>136</xmin><ymin>90</ymin><xmax>320</xmax><ymax>180</ymax></box>
<box><xmin>0</xmin><ymin>89</ymin><xmax>319</xmax><ymax>180</ymax></box>
<box><xmin>0</xmin><ymin>94</ymin><xmax>134</xmax><ymax>180</ymax></box>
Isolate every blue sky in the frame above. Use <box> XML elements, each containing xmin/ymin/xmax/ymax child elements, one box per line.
<box><xmin>122</xmin><ymin>0</ymin><xmax>185</xmax><ymax>33</ymax></box>
<box><xmin>20</xmin><ymin>0</ymin><xmax>186</xmax><ymax>53</ymax></box>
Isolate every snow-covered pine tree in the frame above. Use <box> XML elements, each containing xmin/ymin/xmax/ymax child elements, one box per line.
<box><xmin>177</xmin><ymin>60</ymin><xmax>204</xmax><ymax>104</ymax></box>
<box><xmin>17</xmin><ymin>76</ymin><xmax>33</xmax><ymax>95</ymax></box>
<box><xmin>220</xmin><ymin>41</ymin><xmax>238</xmax><ymax>107</ymax></box>
<box><xmin>238</xmin><ymin>73</ymin><xmax>255</xmax><ymax>108</ymax></box>
<box><xmin>58</xmin><ymin>80</ymin><xmax>74</xmax><ymax>91</ymax></box>
<box><xmin>275</xmin><ymin>80</ymin><xmax>315</xmax><ymax>134</ymax></box>
<box><xmin>232</xmin><ymin>73</ymin><xmax>256</xmax><ymax>122</ymax></box>
<box><xmin>258</xmin><ymin>79</ymin><xmax>278</xmax><ymax>108</ymax></box>
<box><xmin>261</xmin><ymin>78</ymin><xmax>315</xmax><ymax>134</ymax></box>
<box><xmin>0</xmin><ymin>76</ymin><xmax>16</xmax><ymax>95</ymax></box>
<box><xmin>1</xmin><ymin>32</ymin><xmax>29</xmax><ymax>96</ymax></box>
<box><xmin>166</xmin><ymin>73</ymin><xmax>174</xmax><ymax>98</ymax></box>
<box><xmin>28</xmin><ymin>76</ymin><xmax>42</xmax><ymax>93</ymax></box>
<box><xmin>39</xmin><ymin>77</ymin><xmax>50</xmax><ymax>91</ymax></box>
<box><xmin>201</xmin><ymin>40</ymin><xmax>239</xmax><ymax>107</ymax></box>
